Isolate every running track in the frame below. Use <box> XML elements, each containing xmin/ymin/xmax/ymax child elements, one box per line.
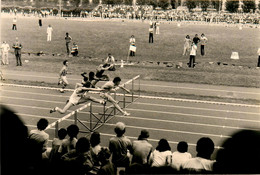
<box><xmin>1</xmin><ymin>84</ymin><xmax>259</xmax><ymax>158</ymax></box>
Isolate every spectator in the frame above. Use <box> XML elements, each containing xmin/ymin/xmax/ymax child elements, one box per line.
<box><xmin>148</xmin><ymin>26</ymin><xmax>153</xmax><ymax>43</ymax></box>
<box><xmin>129</xmin><ymin>35</ymin><xmax>136</xmax><ymax>57</ymax></box>
<box><xmin>148</xmin><ymin>138</ymin><xmax>172</xmax><ymax>167</ymax></box>
<box><xmin>200</xmin><ymin>33</ymin><xmax>208</xmax><ymax>56</ymax></box>
<box><xmin>189</xmin><ymin>42</ymin><xmax>197</xmax><ymax>68</ymax></box>
<box><xmin>193</xmin><ymin>34</ymin><xmax>200</xmax><ymax>45</ymax></box>
<box><xmin>213</xmin><ymin>130</ymin><xmax>260</xmax><ymax>174</ymax></box>
<box><xmin>104</xmin><ymin>53</ymin><xmax>116</xmax><ymax>71</ymax></box>
<box><xmin>58</xmin><ymin>124</ymin><xmax>79</xmax><ymax>156</ymax></box>
<box><xmin>39</xmin><ymin>14</ymin><xmax>42</xmax><ymax>27</ymax></box>
<box><xmin>183</xmin><ymin>35</ymin><xmax>191</xmax><ymax>56</ymax></box>
<box><xmin>171</xmin><ymin>141</ymin><xmax>192</xmax><ymax>171</ymax></box>
<box><xmin>182</xmin><ymin>137</ymin><xmax>215</xmax><ymax>173</ymax></box>
<box><xmin>97</xmin><ymin>147</ymin><xmax>116</xmax><ymax>175</ymax></box>
<box><xmin>155</xmin><ymin>20</ymin><xmax>160</xmax><ymax>35</ymax></box>
<box><xmin>12</xmin><ymin>17</ymin><xmax>17</xmax><ymax>30</ymax></box>
<box><xmin>47</xmin><ymin>24</ymin><xmax>53</xmax><ymax>41</ymax></box>
<box><xmin>1</xmin><ymin>41</ymin><xmax>10</xmax><ymax>65</ymax></box>
<box><xmin>131</xmin><ymin>129</ymin><xmax>153</xmax><ymax>165</ymax></box>
<box><xmin>12</xmin><ymin>37</ymin><xmax>23</xmax><ymax>66</ymax></box>
<box><xmin>90</xmin><ymin>132</ymin><xmax>102</xmax><ymax>166</ymax></box>
<box><xmin>109</xmin><ymin>122</ymin><xmax>133</xmax><ymax>168</ymax></box>
<box><xmin>71</xmin><ymin>42</ymin><xmax>79</xmax><ymax>56</ymax></box>
<box><xmin>61</xmin><ymin>137</ymin><xmax>94</xmax><ymax>175</ymax></box>
<box><xmin>65</xmin><ymin>32</ymin><xmax>72</xmax><ymax>55</ymax></box>
<box><xmin>257</xmin><ymin>47</ymin><xmax>260</xmax><ymax>67</ymax></box>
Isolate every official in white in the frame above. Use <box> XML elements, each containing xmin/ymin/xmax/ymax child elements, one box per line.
<box><xmin>1</xmin><ymin>41</ymin><xmax>10</xmax><ymax>65</ymax></box>
<box><xmin>47</xmin><ymin>24</ymin><xmax>53</xmax><ymax>41</ymax></box>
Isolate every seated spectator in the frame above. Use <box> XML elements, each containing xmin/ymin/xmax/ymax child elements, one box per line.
<box><xmin>149</xmin><ymin>138</ymin><xmax>172</xmax><ymax>168</ymax></box>
<box><xmin>213</xmin><ymin>129</ymin><xmax>260</xmax><ymax>174</ymax></box>
<box><xmin>97</xmin><ymin>147</ymin><xmax>116</xmax><ymax>175</ymax></box>
<box><xmin>71</xmin><ymin>42</ymin><xmax>78</xmax><ymax>56</ymax></box>
<box><xmin>131</xmin><ymin>129</ymin><xmax>153</xmax><ymax>165</ymax></box>
<box><xmin>182</xmin><ymin>137</ymin><xmax>215</xmax><ymax>173</ymax></box>
<box><xmin>109</xmin><ymin>122</ymin><xmax>133</xmax><ymax>168</ymax></box>
<box><xmin>61</xmin><ymin>137</ymin><xmax>94</xmax><ymax>175</ymax></box>
<box><xmin>58</xmin><ymin>124</ymin><xmax>79</xmax><ymax>156</ymax></box>
<box><xmin>171</xmin><ymin>141</ymin><xmax>192</xmax><ymax>171</ymax></box>
<box><xmin>49</xmin><ymin>128</ymin><xmax>67</xmax><ymax>167</ymax></box>
<box><xmin>90</xmin><ymin>132</ymin><xmax>102</xmax><ymax>166</ymax></box>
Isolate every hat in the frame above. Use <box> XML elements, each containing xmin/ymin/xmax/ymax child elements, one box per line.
<box><xmin>115</xmin><ymin>122</ymin><xmax>125</xmax><ymax>131</ymax></box>
<box><xmin>140</xmin><ymin>129</ymin><xmax>149</xmax><ymax>138</ymax></box>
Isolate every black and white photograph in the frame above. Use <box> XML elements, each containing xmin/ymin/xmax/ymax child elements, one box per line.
<box><xmin>1</xmin><ymin>0</ymin><xmax>260</xmax><ymax>174</ymax></box>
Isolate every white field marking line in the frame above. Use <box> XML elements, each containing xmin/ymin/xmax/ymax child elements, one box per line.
<box><xmin>0</xmin><ymin>90</ymin><xmax>260</xmax><ymax>115</ymax></box>
<box><xmin>3</xmin><ymin>98</ymin><xmax>260</xmax><ymax>123</ymax></box>
<box><xmin>1</xmin><ymin>83</ymin><xmax>260</xmax><ymax>108</ymax></box>
<box><xmin>2</xmin><ymin>89</ymin><xmax>259</xmax><ymax>116</ymax></box>
<box><xmin>4</xmin><ymin>73</ymin><xmax>259</xmax><ymax>95</ymax></box>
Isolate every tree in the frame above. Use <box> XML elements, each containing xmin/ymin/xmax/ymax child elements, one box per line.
<box><xmin>158</xmin><ymin>0</ymin><xmax>169</xmax><ymax>10</ymax></box>
<box><xmin>147</xmin><ymin>0</ymin><xmax>157</xmax><ymax>8</ymax></box>
<box><xmin>225</xmin><ymin>0</ymin><xmax>239</xmax><ymax>13</ymax></box>
<box><xmin>242</xmin><ymin>0</ymin><xmax>256</xmax><ymax>13</ymax></box>
<box><xmin>211</xmin><ymin>0</ymin><xmax>221</xmax><ymax>11</ymax></box>
<box><xmin>170</xmin><ymin>0</ymin><xmax>176</xmax><ymax>9</ymax></box>
<box><xmin>185</xmin><ymin>0</ymin><xmax>196</xmax><ymax>11</ymax></box>
<box><xmin>136</xmin><ymin>0</ymin><xmax>146</xmax><ymax>5</ymax></box>
<box><xmin>200</xmin><ymin>0</ymin><xmax>210</xmax><ymax>11</ymax></box>
<box><xmin>124</xmin><ymin>0</ymin><xmax>132</xmax><ymax>5</ymax></box>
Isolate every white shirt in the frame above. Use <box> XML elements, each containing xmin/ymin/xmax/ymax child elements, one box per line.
<box><xmin>171</xmin><ymin>151</ymin><xmax>192</xmax><ymax>171</ymax></box>
<box><xmin>150</xmin><ymin>150</ymin><xmax>172</xmax><ymax>167</ymax></box>
<box><xmin>190</xmin><ymin>44</ymin><xmax>197</xmax><ymax>56</ymax></box>
<box><xmin>47</xmin><ymin>27</ymin><xmax>53</xmax><ymax>34</ymax></box>
<box><xmin>1</xmin><ymin>43</ymin><xmax>10</xmax><ymax>53</ymax></box>
<box><xmin>182</xmin><ymin>157</ymin><xmax>215</xmax><ymax>171</ymax></box>
<box><xmin>29</xmin><ymin>129</ymin><xmax>49</xmax><ymax>151</ymax></box>
<box><xmin>257</xmin><ymin>48</ymin><xmax>260</xmax><ymax>55</ymax></box>
<box><xmin>200</xmin><ymin>36</ymin><xmax>208</xmax><ymax>45</ymax></box>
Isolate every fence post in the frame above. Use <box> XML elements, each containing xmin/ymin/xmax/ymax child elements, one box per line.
<box><xmin>55</xmin><ymin>121</ymin><xmax>59</xmax><ymax>138</ymax></box>
<box><xmin>132</xmin><ymin>78</ymin><xmax>134</xmax><ymax>102</ymax></box>
<box><xmin>138</xmin><ymin>76</ymin><xmax>140</xmax><ymax>97</ymax></box>
<box><xmin>74</xmin><ymin>111</ymin><xmax>77</xmax><ymax>125</ymax></box>
<box><xmin>90</xmin><ymin>103</ymin><xmax>93</xmax><ymax>131</ymax></box>
<box><xmin>114</xmin><ymin>92</ymin><xmax>116</xmax><ymax>116</ymax></box>
<box><xmin>123</xmin><ymin>84</ymin><xmax>126</xmax><ymax>108</ymax></box>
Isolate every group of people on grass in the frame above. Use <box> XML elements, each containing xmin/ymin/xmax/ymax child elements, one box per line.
<box><xmin>2</xmin><ymin>107</ymin><xmax>260</xmax><ymax>175</ymax></box>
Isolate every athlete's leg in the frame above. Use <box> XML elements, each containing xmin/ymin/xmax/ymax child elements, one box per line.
<box><xmin>50</xmin><ymin>101</ymin><xmax>73</xmax><ymax>114</ymax></box>
<box><xmin>104</xmin><ymin>94</ymin><xmax>130</xmax><ymax>115</ymax></box>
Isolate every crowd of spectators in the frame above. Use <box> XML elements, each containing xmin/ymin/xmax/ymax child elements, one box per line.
<box><xmin>1</xmin><ymin>104</ymin><xmax>260</xmax><ymax>175</ymax></box>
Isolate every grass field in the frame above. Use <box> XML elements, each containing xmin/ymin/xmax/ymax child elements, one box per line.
<box><xmin>1</xmin><ymin>15</ymin><xmax>260</xmax><ymax>88</ymax></box>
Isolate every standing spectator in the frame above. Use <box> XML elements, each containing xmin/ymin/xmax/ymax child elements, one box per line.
<box><xmin>257</xmin><ymin>47</ymin><xmax>260</xmax><ymax>67</ymax></box>
<box><xmin>58</xmin><ymin>60</ymin><xmax>69</xmax><ymax>93</ymax></box>
<box><xmin>200</xmin><ymin>33</ymin><xmax>208</xmax><ymax>56</ymax></box>
<box><xmin>71</xmin><ymin>42</ymin><xmax>79</xmax><ymax>56</ymax></box>
<box><xmin>149</xmin><ymin>26</ymin><xmax>154</xmax><ymax>43</ymax></box>
<box><xmin>65</xmin><ymin>32</ymin><xmax>72</xmax><ymax>55</ymax></box>
<box><xmin>12</xmin><ymin>17</ymin><xmax>17</xmax><ymax>30</ymax></box>
<box><xmin>189</xmin><ymin>42</ymin><xmax>197</xmax><ymax>68</ymax></box>
<box><xmin>104</xmin><ymin>53</ymin><xmax>115</xmax><ymax>71</ymax></box>
<box><xmin>47</xmin><ymin>24</ymin><xmax>53</xmax><ymax>41</ymax></box>
<box><xmin>129</xmin><ymin>35</ymin><xmax>136</xmax><ymax>57</ymax></box>
<box><xmin>39</xmin><ymin>14</ymin><xmax>42</xmax><ymax>27</ymax></box>
<box><xmin>58</xmin><ymin>124</ymin><xmax>79</xmax><ymax>156</ymax></box>
<box><xmin>193</xmin><ymin>34</ymin><xmax>200</xmax><ymax>45</ymax></box>
<box><xmin>183</xmin><ymin>35</ymin><xmax>191</xmax><ymax>56</ymax></box>
<box><xmin>1</xmin><ymin>41</ymin><xmax>10</xmax><ymax>65</ymax></box>
<box><xmin>148</xmin><ymin>138</ymin><xmax>172</xmax><ymax>168</ymax></box>
<box><xmin>109</xmin><ymin>122</ymin><xmax>133</xmax><ymax>168</ymax></box>
<box><xmin>171</xmin><ymin>141</ymin><xmax>192</xmax><ymax>171</ymax></box>
<box><xmin>155</xmin><ymin>20</ymin><xmax>160</xmax><ymax>35</ymax></box>
<box><xmin>131</xmin><ymin>129</ymin><xmax>153</xmax><ymax>165</ymax></box>
<box><xmin>182</xmin><ymin>137</ymin><xmax>215</xmax><ymax>173</ymax></box>
<box><xmin>12</xmin><ymin>37</ymin><xmax>23</xmax><ymax>66</ymax></box>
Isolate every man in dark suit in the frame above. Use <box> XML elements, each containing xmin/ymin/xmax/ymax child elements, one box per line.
<box><xmin>12</xmin><ymin>37</ymin><xmax>23</xmax><ymax>66</ymax></box>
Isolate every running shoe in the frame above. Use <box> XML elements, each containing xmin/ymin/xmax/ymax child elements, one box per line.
<box><xmin>50</xmin><ymin>107</ymin><xmax>56</xmax><ymax>113</ymax></box>
<box><xmin>123</xmin><ymin>111</ymin><xmax>130</xmax><ymax>116</ymax></box>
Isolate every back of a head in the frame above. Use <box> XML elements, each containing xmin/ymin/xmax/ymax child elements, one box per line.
<box><xmin>114</xmin><ymin>122</ymin><xmax>126</xmax><ymax>136</ymax></box>
<box><xmin>214</xmin><ymin>129</ymin><xmax>260</xmax><ymax>173</ymax></box>
<box><xmin>196</xmin><ymin>137</ymin><xmax>214</xmax><ymax>159</ymax></box>
<box><xmin>89</xmin><ymin>71</ymin><xmax>95</xmax><ymax>78</ymax></box>
<box><xmin>177</xmin><ymin>141</ymin><xmax>188</xmax><ymax>153</ymax></box>
<box><xmin>37</xmin><ymin>118</ymin><xmax>49</xmax><ymax>131</ymax></box>
<box><xmin>67</xmin><ymin>124</ymin><xmax>79</xmax><ymax>138</ymax></box>
<box><xmin>156</xmin><ymin>138</ymin><xmax>171</xmax><ymax>152</ymax></box>
<box><xmin>113</xmin><ymin>77</ymin><xmax>121</xmax><ymax>83</ymax></box>
<box><xmin>90</xmin><ymin>132</ymin><xmax>101</xmax><ymax>147</ymax></box>
<box><xmin>76</xmin><ymin>137</ymin><xmax>90</xmax><ymax>153</ymax></box>
<box><xmin>63</xmin><ymin>60</ymin><xmax>68</xmax><ymax>65</ymax></box>
<box><xmin>58</xmin><ymin>128</ymin><xmax>67</xmax><ymax>140</ymax></box>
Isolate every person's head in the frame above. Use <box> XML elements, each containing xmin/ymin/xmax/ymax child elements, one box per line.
<box><xmin>156</xmin><ymin>138</ymin><xmax>171</xmax><ymax>152</ymax></box>
<box><xmin>3</xmin><ymin>41</ymin><xmax>6</xmax><ymax>44</ymax></box>
<box><xmin>73</xmin><ymin>42</ymin><xmax>77</xmax><ymax>45</ymax></box>
<box><xmin>15</xmin><ymin>37</ymin><xmax>19</xmax><ymax>41</ymax></box>
<box><xmin>76</xmin><ymin>137</ymin><xmax>90</xmax><ymax>153</ymax></box>
<box><xmin>82</xmin><ymin>81</ymin><xmax>91</xmax><ymax>88</ymax></box>
<box><xmin>201</xmin><ymin>33</ymin><xmax>205</xmax><ymax>37</ymax></box>
<box><xmin>177</xmin><ymin>141</ymin><xmax>188</xmax><ymax>153</ymax></box>
<box><xmin>48</xmin><ymin>24</ymin><xmax>51</xmax><ymax>27</ymax></box>
<box><xmin>186</xmin><ymin>35</ymin><xmax>190</xmax><ymax>39</ymax></box>
<box><xmin>113</xmin><ymin>77</ymin><xmax>121</xmax><ymax>86</ymax></box>
<box><xmin>97</xmin><ymin>147</ymin><xmax>111</xmax><ymax>165</ymax></box>
<box><xmin>196</xmin><ymin>137</ymin><xmax>214</xmax><ymax>159</ymax></box>
<box><xmin>66</xmin><ymin>32</ymin><xmax>69</xmax><ymax>36</ymax></box>
<box><xmin>114</xmin><ymin>122</ymin><xmax>126</xmax><ymax>137</ymax></box>
<box><xmin>63</xmin><ymin>60</ymin><xmax>68</xmax><ymax>66</ymax></box>
<box><xmin>89</xmin><ymin>71</ymin><xmax>95</xmax><ymax>79</ymax></box>
<box><xmin>213</xmin><ymin>130</ymin><xmax>260</xmax><ymax>173</ymax></box>
<box><xmin>37</xmin><ymin>118</ymin><xmax>49</xmax><ymax>131</ymax></box>
<box><xmin>131</xmin><ymin>35</ymin><xmax>134</xmax><ymax>38</ymax></box>
<box><xmin>58</xmin><ymin>128</ymin><xmax>67</xmax><ymax>140</ymax></box>
<box><xmin>67</xmin><ymin>124</ymin><xmax>79</xmax><ymax>138</ymax></box>
<box><xmin>108</xmin><ymin>53</ymin><xmax>111</xmax><ymax>57</ymax></box>
<box><xmin>195</xmin><ymin>34</ymin><xmax>198</xmax><ymax>37</ymax></box>
<box><xmin>83</xmin><ymin>76</ymin><xmax>88</xmax><ymax>82</ymax></box>
<box><xmin>138</xmin><ymin>129</ymin><xmax>149</xmax><ymax>140</ymax></box>
<box><xmin>90</xmin><ymin>132</ymin><xmax>101</xmax><ymax>147</ymax></box>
